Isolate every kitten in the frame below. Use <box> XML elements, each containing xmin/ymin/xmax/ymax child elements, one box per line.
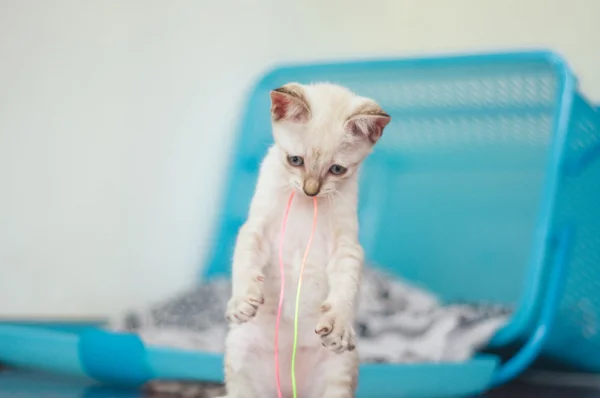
<box><xmin>224</xmin><ymin>82</ymin><xmax>390</xmax><ymax>398</ymax></box>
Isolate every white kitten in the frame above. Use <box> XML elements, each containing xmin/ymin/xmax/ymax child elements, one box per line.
<box><xmin>224</xmin><ymin>82</ymin><xmax>390</xmax><ymax>398</ymax></box>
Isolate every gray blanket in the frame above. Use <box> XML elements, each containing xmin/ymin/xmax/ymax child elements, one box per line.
<box><xmin>110</xmin><ymin>267</ymin><xmax>509</xmax><ymax>364</ymax></box>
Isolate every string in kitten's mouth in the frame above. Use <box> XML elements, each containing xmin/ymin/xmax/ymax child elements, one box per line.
<box><xmin>290</xmin><ymin>180</ymin><xmax>338</xmax><ymax>199</ymax></box>
<box><xmin>291</xmin><ymin>180</ymin><xmax>303</xmax><ymax>192</ymax></box>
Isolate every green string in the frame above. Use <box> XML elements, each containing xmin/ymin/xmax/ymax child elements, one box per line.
<box><xmin>291</xmin><ymin>197</ymin><xmax>318</xmax><ymax>398</ymax></box>
<box><xmin>291</xmin><ymin>273</ymin><xmax>304</xmax><ymax>398</ymax></box>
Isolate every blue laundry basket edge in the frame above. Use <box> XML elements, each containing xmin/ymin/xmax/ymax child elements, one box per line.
<box><xmin>202</xmin><ymin>49</ymin><xmax>578</xmax><ymax>350</ymax></box>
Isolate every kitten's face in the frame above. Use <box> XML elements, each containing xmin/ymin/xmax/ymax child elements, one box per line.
<box><xmin>270</xmin><ymin>83</ymin><xmax>390</xmax><ymax>197</ymax></box>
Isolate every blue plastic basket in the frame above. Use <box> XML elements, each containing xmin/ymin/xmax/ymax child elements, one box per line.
<box><xmin>1</xmin><ymin>50</ymin><xmax>599</xmax><ymax>397</ymax></box>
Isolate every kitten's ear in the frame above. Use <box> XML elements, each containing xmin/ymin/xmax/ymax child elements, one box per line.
<box><xmin>345</xmin><ymin>102</ymin><xmax>391</xmax><ymax>144</ymax></box>
<box><xmin>270</xmin><ymin>83</ymin><xmax>310</xmax><ymax>123</ymax></box>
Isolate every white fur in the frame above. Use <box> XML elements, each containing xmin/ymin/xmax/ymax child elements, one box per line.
<box><xmin>224</xmin><ymin>83</ymin><xmax>389</xmax><ymax>398</ymax></box>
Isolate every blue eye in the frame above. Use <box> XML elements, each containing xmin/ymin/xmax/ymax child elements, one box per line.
<box><xmin>329</xmin><ymin>164</ymin><xmax>347</xmax><ymax>175</ymax></box>
<box><xmin>288</xmin><ymin>155</ymin><xmax>304</xmax><ymax>167</ymax></box>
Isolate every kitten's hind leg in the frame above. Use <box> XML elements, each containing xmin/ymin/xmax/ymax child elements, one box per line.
<box><xmin>224</xmin><ymin>322</ymin><xmax>273</xmax><ymax>398</ymax></box>
<box><xmin>311</xmin><ymin>349</ymin><xmax>359</xmax><ymax>398</ymax></box>
<box><xmin>223</xmin><ymin>363</ymin><xmax>261</xmax><ymax>398</ymax></box>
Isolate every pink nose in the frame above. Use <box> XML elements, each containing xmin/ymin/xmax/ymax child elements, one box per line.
<box><xmin>303</xmin><ymin>178</ymin><xmax>320</xmax><ymax>196</ymax></box>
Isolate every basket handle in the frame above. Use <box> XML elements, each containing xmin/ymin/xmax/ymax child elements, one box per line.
<box><xmin>490</xmin><ymin>225</ymin><xmax>573</xmax><ymax>387</ymax></box>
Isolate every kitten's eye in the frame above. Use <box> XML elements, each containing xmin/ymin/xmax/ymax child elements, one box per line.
<box><xmin>287</xmin><ymin>155</ymin><xmax>304</xmax><ymax>167</ymax></box>
<box><xmin>329</xmin><ymin>164</ymin><xmax>347</xmax><ymax>175</ymax></box>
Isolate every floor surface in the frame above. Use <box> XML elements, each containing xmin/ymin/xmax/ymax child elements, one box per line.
<box><xmin>1</xmin><ymin>368</ymin><xmax>599</xmax><ymax>397</ymax></box>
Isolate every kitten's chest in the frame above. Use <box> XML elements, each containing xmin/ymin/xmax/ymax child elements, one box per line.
<box><xmin>267</xmin><ymin>196</ymin><xmax>333</xmax><ymax>266</ymax></box>
<box><xmin>263</xmin><ymin>196</ymin><xmax>333</xmax><ymax>315</ymax></box>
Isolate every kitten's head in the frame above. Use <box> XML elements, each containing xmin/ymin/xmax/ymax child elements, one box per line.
<box><xmin>270</xmin><ymin>82</ymin><xmax>390</xmax><ymax>197</ymax></box>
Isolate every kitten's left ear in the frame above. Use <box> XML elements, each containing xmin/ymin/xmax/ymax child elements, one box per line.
<box><xmin>270</xmin><ymin>83</ymin><xmax>311</xmax><ymax>123</ymax></box>
<box><xmin>345</xmin><ymin>102</ymin><xmax>391</xmax><ymax>144</ymax></box>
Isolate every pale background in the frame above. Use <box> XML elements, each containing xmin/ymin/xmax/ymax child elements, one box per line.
<box><xmin>1</xmin><ymin>0</ymin><xmax>598</xmax><ymax>318</ymax></box>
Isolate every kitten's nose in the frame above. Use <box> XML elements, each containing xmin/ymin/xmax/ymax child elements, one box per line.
<box><xmin>303</xmin><ymin>178</ymin><xmax>321</xmax><ymax>197</ymax></box>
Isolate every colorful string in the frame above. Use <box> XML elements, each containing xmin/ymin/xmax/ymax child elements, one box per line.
<box><xmin>275</xmin><ymin>192</ymin><xmax>318</xmax><ymax>398</ymax></box>
<box><xmin>291</xmin><ymin>196</ymin><xmax>318</xmax><ymax>398</ymax></box>
<box><xmin>275</xmin><ymin>191</ymin><xmax>296</xmax><ymax>398</ymax></box>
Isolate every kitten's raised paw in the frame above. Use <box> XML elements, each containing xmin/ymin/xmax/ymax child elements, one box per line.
<box><xmin>315</xmin><ymin>308</ymin><xmax>356</xmax><ymax>354</ymax></box>
<box><xmin>225</xmin><ymin>293</ymin><xmax>264</xmax><ymax>324</ymax></box>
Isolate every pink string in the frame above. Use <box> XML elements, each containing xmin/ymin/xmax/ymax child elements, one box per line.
<box><xmin>291</xmin><ymin>196</ymin><xmax>318</xmax><ymax>398</ymax></box>
<box><xmin>275</xmin><ymin>191</ymin><xmax>296</xmax><ymax>398</ymax></box>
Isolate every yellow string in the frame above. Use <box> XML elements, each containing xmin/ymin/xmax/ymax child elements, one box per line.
<box><xmin>291</xmin><ymin>197</ymin><xmax>318</xmax><ymax>398</ymax></box>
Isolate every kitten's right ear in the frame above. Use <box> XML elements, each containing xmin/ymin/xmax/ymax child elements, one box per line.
<box><xmin>345</xmin><ymin>101</ymin><xmax>391</xmax><ymax>145</ymax></box>
<box><xmin>270</xmin><ymin>83</ymin><xmax>310</xmax><ymax>123</ymax></box>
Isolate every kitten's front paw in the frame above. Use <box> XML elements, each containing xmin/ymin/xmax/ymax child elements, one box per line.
<box><xmin>315</xmin><ymin>303</ymin><xmax>356</xmax><ymax>354</ymax></box>
<box><xmin>226</xmin><ymin>295</ymin><xmax>263</xmax><ymax>323</ymax></box>
<box><xmin>225</xmin><ymin>280</ymin><xmax>264</xmax><ymax>324</ymax></box>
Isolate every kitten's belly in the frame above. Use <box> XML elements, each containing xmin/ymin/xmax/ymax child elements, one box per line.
<box><xmin>232</xmin><ymin>316</ymin><xmax>329</xmax><ymax>397</ymax></box>
<box><xmin>261</xmin><ymin>195</ymin><xmax>332</xmax><ymax>342</ymax></box>
<box><xmin>262</xmin><ymin>245</ymin><xmax>329</xmax><ymax>336</ymax></box>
